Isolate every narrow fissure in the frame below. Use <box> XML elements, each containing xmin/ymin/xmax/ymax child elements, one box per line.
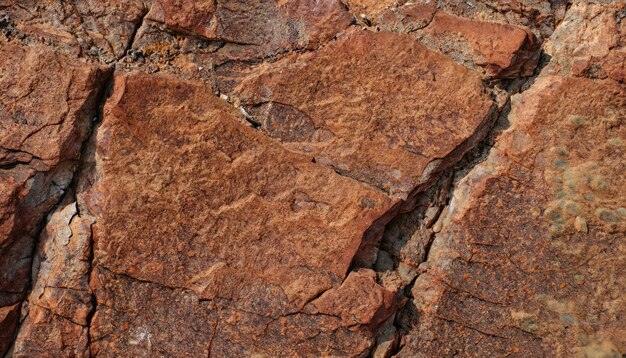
<box><xmin>371</xmin><ymin>51</ymin><xmax>554</xmax><ymax>357</ymax></box>
<box><xmin>6</xmin><ymin>69</ymin><xmax>115</xmax><ymax>357</ymax></box>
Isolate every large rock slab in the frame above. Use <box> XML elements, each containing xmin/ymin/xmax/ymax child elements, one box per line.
<box><xmin>85</xmin><ymin>72</ymin><xmax>399</xmax><ymax>356</ymax></box>
<box><xmin>228</xmin><ymin>30</ymin><xmax>497</xmax><ymax>200</ymax></box>
<box><xmin>398</xmin><ymin>74</ymin><xmax>625</xmax><ymax>357</ymax></box>
<box><xmin>0</xmin><ymin>44</ymin><xmax>109</xmax><ymax>356</ymax></box>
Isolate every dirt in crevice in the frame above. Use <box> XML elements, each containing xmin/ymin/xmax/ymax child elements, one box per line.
<box><xmin>5</xmin><ymin>70</ymin><xmax>115</xmax><ymax>358</ymax></box>
<box><xmin>366</xmin><ymin>50</ymin><xmax>554</xmax><ymax>357</ymax></box>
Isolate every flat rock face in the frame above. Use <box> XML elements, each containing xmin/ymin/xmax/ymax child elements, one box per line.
<box><xmin>377</xmin><ymin>4</ymin><xmax>540</xmax><ymax>78</ymax></box>
<box><xmin>0</xmin><ymin>44</ymin><xmax>108</xmax><ymax>355</ymax></box>
<box><xmin>86</xmin><ymin>72</ymin><xmax>396</xmax><ymax>356</ymax></box>
<box><xmin>145</xmin><ymin>0</ymin><xmax>352</xmax><ymax>58</ymax></box>
<box><xmin>230</xmin><ymin>30</ymin><xmax>496</xmax><ymax>199</ymax></box>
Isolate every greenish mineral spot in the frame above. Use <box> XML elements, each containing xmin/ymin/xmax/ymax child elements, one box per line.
<box><xmin>568</xmin><ymin>114</ymin><xmax>585</xmax><ymax>127</ymax></box>
<box><xmin>560</xmin><ymin>313</ymin><xmax>577</xmax><ymax>325</ymax></box>
<box><xmin>564</xmin><ymin>201</ymin><xmax>582</xmax><ymax>215</ymax></box>
<box><xmin>607</xmin><ymin>137</ymin><xmax>623</xmax><ymax>146</ymax></box>
<box><xmin>549</xmin><ymin>224</ymin><xmax>565</xmax><ymax>237</ymax></box>
<box><xmin>595</xmin><ymin>208</ymin><xmax>617</xmax><ymax>222</ymax></box>
<box><xmin>554</xmin><ymin>159</ymin><xmax>568</xmax><ymax>169</ymax></box>
<box><xmin>547</xmin><ymin>207</ymin><xmax>564</xmax><ymax>223</ymax></box>
<box><xmin>616</xmin><ymin>207</ymin><xmax>626</xmax><ymax>218</ymax></box>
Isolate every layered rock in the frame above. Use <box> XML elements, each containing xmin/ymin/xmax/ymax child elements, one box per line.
<box><xmin>86</xmin><ymin>72</ymin><xmax>397</xmax><ymax>356</ymax></box>
<box><xmin>13</xmin><ymin>200</ymin><xmax>94</xmax><ymax>357</ymax></box>
<box><xmin>227</xmin><ymin>30</ymin><xmax>497</xmax><ymax>199</ymax></box>
<box><xmin>3</xmin><ymin>0</ymin><xmax>624</xmax><ymax>356</ymax></box>
<box><xmin>42</xmin><ymin>52</ymin><xmax>494</xmax><ymax>353</ymax></box>
<box><xmin>400</xmin><ymin>72</ymin><xmax>625</xmax><ymax>357</ymax></box>
<box><xmin>0</xmin><ymin>44</ymin><xmax>109</xmax><ymax>355</ymax></box>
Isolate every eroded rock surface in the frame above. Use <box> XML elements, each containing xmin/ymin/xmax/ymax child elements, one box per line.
<box><xmin>0</xmin><ymin>44</ymin><xmax>109</xmax><ymax>355</ymax></box>
<box><xmin>396</xmin><ymin>1</ymin><xmax>626</xmax><ymax>354</ymax></box>
<box><xmin>0</xmin><ymin>0</ymin><xmax>148</xmax><ymax>62</ymax></box>
<box><xmin>377</xmin><ymin>3</ymin><xmax>540</xmax><ymax>78</ymax></box>
<box><xmin>2</xmin><ymin>0</ymin><xmax>625</xmax><ymax>356</ymax></box>
<box><xmin>229</xmin><ymin>30</ymin><xmax>497</xmax><ymax>198</ymax></box>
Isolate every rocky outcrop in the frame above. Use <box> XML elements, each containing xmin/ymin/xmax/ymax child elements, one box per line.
<box><xmin>395</xmin><ymin>1</ymin><xmax>626</xmax><ymax>356</ymax></box>
<box><xmin>0</xmin><ymin>44</ymin><xmax>109</xmax><ymax>355</ymax></box>
<box><xmin>1</xmin><ymin>0</ymin><xmax>624</xmax><ymax>357</ymax></box>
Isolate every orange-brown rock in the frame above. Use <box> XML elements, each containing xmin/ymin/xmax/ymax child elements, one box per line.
<box><xmin>435</xmin><ymin>0</ymin><xmax>571</xmax><ymax>40</ymax></box>
<box><xmin>0</xmin><ymin>44</ymin><xmax>109</xmax><ymax>355</ymax></box>
<box><xmin>378</xmin><ymin>4</ymin><xmax>540</xmax><ymax>78</ymax></box>
<box><xmin>544</xmin><ymin>1</ymin><xmax>625</xmax><ymax>82</ymax></box>
<box><xmin>4</xmin><ymin>0</ymin><xmax>624</xmax><ymax>356</ymax></box>
<box><xmin>0</xmin><ymin>0</ymin><xmax>148</xmax><ymax>62</ymax></box>
<box><xmin>398</xmin><ymin>74</ymin><xmax>625</xmax><ymax>357</ymax></box>
<box><xmin>229</xmin><ymin>30</ymin><xmax>497</xmax><ymax>199</ymax></box>
<box><xmin>85</xmin><ymin>72</ymin><xmax>399</xmax><ymax>356</ymax></box>
<box><xmin>13</xmin><ymin>201</ymin><xmax>93</xmax><ymax>357</ymax></box>
<box><xmin>344</xmin><ymin>0</ymin><xmax>406</xmax><ymax>19</ymax></box>
<box><xmin>145</xmin><ymin>0</ymin><xmax>352</xmax><ymax>56</ymax></box>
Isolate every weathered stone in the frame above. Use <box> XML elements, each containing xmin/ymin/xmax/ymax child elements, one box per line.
<box><xmin>0</xmin><ymin>0</ymin><xmax>148</xmax><ymax>62</ymax></box>
<box><xmin>229</xmin><ymin>30</ymin><xmax>497</xmax><ymax>199</ymax></box>
<box><xmin>544</xmin><ymin>1</ymin><xmax>625</xmax><ymax>82</ymax></box>
<box><xmin>378</xmin><ymin>4</ymin><xmax>540</xmax><ymax>78</ymax></box>
<box><xmin>398</xmin><ymin>74</ymin><xmax>625</xmax><ymax>357</ymax></box>
<box><xmin>0</xmin><ymin>44</ymin><xmax>109</xmax><ymax>355</ymax></box>
<box><xmin>144</xmin><ymin>0</ymin><xmax>352</xmax><ymax>57</ymax></box>
<box><xmin>3</xmin><ymin>0</ymin><xmax>624</xmax><ymax>356</ymax></box>
<box><xmin>85</xmin><ymin>72</ymin><xmax>398</xmax><ymax>355</ymax></box>
<box><xmin>435</xmin><ymin>0</ymin><xmax>571</xmax><ymax>40</ymax></box>
<box><xmin>12</xmin><ymin>201</ymin><xmax>94</xmax><ymax>357</ymax></box>
<box><xmin>344</xmin><ymin>0</ymin><xmax>407</xmax><ymax>20</ymax></box>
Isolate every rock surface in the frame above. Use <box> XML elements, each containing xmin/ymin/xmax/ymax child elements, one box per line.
<box><xmin>377</xmin><ymin>3</ymin><xmax>540</xmax><ymax>78</ymax></box>
<box><xmin>0</xmin><ymin>44</ymin><xmax>109</xmax><ymax>355</ymax></box>
<box><xmin>229</xmin><ymin>30</ymin><xmax>497</xmax><ymax>198</ymax></box>
<box><xmin>2</xmin><ymin>0</ymin><xmax>625</xmax><ymax>357</ymax></box>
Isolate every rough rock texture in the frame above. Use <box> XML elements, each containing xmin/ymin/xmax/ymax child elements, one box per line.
<box><xmin>395</xmin><ymin>1</ymin><xmax>626</xmax><ymax>356</ymax></box>
<box><xmin>377</xmin><ymin>3</ymin><xmax>540</xmax><ymax>78</ymax></box>
<box><xmin>2</xmin><ymin>0</ymin><xmax>625</xmax><ymax>357</ymax></box>
<box><xmin>399</xmin><ymin>73</ymin><xmax>625</xmax><ymax>358</ymax></box>
<box><xmin>0</xmin><ymin>44</ymin><xmax>109</xmax><ymax>355</ymax></box>
<box><xmin>0</xmin><ymin>0</ymin><xmax>148</xmax><ymax>62</ymax></box>
<box><xmin>229</xmin><ymin>30</ymin><xmax>497</xmax><ymax>198</ymax></box>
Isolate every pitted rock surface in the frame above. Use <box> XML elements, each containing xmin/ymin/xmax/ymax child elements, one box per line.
<box><xmin>0</xmin><ymin>44</ymin><xmax>109</xmax><ymax>355</ymax></box>
<box><xmin>1</xmin><ymin>0</ymin><xmax>624</xmax><ymax>357</ymax></box>
<box><xmin>229</xmin><ymin>30</ymin><xmax>497</xmax><ymax>199</ymax></box>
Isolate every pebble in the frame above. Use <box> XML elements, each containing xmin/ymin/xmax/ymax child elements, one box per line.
<box><xmin>574</xmin><ymin>216</ymin><xmax>588</xmax><ymax>233</ymax></box>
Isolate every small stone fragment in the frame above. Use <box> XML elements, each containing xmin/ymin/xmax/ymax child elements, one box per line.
<box><xmin>574</xmin><ymin>216</ymin><xmax>588</xmax><ymax>233</ymax></box>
